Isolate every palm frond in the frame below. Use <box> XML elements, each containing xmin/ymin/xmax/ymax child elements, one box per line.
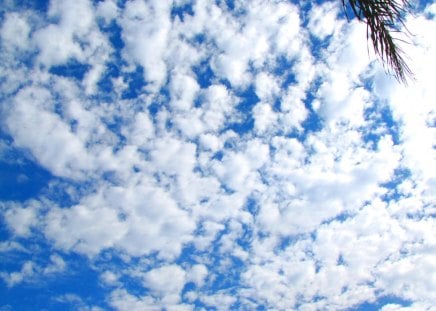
<box><xmin>342</xmin><ymin>0</ymin><xmax>413</xmax><ymax>83</ymax></box>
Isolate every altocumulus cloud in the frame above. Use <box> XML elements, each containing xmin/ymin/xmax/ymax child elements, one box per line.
<box><xmin>0</xmin><ymin>0</ymin><xmax>435</xmax><ymax>310</ymax></box>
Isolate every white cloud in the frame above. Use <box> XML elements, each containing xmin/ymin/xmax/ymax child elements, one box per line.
<box><xmin>34</xmin><ymin>23</ymin><xmax>83</xmax><ymax>66</ymax></box>
<box><xmin>214</xmin><ymin>152</ymin><xmax>251</xmax><ymax>191</ymax></box>
<box><xmin>253</xmin><ymin>102</ymin><xmax>277</xmax><ymax>134</ymax></box>
<box><xmin>44</xmin><ymin>204</ymin><xmax>128</xmax><ymax>256</ymax></box>
<box><xmin>109</xmin><ymin>289</ymin><xmax>157</xmax><ymax>311</ymax></box>
<box><xmin>119</xmin><ymin>0</ymin><xmax>172</xmax><ymax>91</ymax></box>
<box><xmin>1</xmin><ymin>12</ymin><xmax>31</xmax><ymax>51</ymax></box>
<box><xmin>123</xmin><ymin>112</ymin><xmax>155</xmax><ymax>146</ymax></box>
<box><xmin>0</xmin><ymin>241</ymin><xmax>27</xmax><ymax>253</ymax></box>
<box><xmin>4</xmin><ymin>203</ymin><xmax>38</xmax><ymax>237</ymax></box>
<box><xmin>5</xmin><ymin>86</ymin><xmax>93</xmax><ymax>179</ymax></box>
<box><xmin>47</xmin><ymin>0</ymin><xmax>94</xmax><ymax>35</ymax></box>
<box><xmin>1</xmin><ymin>261</ymin><xmax>35</xmax><ymax>288</ymax></box>
<box><xmin>308</xmin><ymin>1</ymin><xmax>340</xmax><ymax>40</ymax></box>
<box><xmin>199</xmin><ymin>84</ymin><xmax>237</xmax><ymax>132</ymax></box>
<box><xmin>43</xmin><ymin>254</ymin><xmax>66</xmax><ymax>274</ymax></box>
<box><xmin>30</xmin><ymin>0</ymin><xmax>111</xmax><ymax>95</ymax></box>
<box><xmin>54</xmin><ymin>293</ymin><xmax>105</xmax><ymax>311</ymax></box>
<box><xmin>376</xmin><ymin>253</ymin><xmax>436</xmax><ymax>304</ymax></box>
<box><xmin>144</xmin><ymin>265</ymin><xmax>186</xmax><ymax>300</ymax></box>
<box><xmin>33</xmin><ymin>0</ymin><xmax>95</xmax><ymax>66</ymax></box>
<box><xmin>199</xmin><ymin>133</ymin><xmax>222</xmax><ymax>152</ymax></box>
<box><xmin>149</xmin><ymin>137</ymin><xmax>197</xmax><ymax>177</ymax></box>
<box><xmin>42</xmin><ymin>183</ymin><xmax>196</xmax><ymax>259</ymax></box>
<box><xmin>96</xmin><ymin>0</ymin><xmax>119</xmax><ymax>24</ymax></box>
<box><xmin>199</xmin><ymin>292</ymin><xmax>237</xmax><ymax>311</ymax></box>
<box><xmin>317</xmin><ymin>76</ymin><xmax>370</xmax><ymax>126</ymax></box>
<box><xmin>254</xmin><ymin>71</ymin><xmax>281</xmax><ymax>99</ymax></box>
<box><xmin>381</xmin><ymin>302</ymin><xmax>435</xmax><ymax>311</ymax></box>
<box><xmin>100</xmin><ymin>270</ymin><xmax>119</xmax><ymax>286</ymax></box>
<box><xmin>187</xmin><ymin>264</ymin><xmax>208</xmax><ymax>287</ymax></box>
<box><xmin>110</xmin><ymin>267</ymin><xmax>193</xmax><ymax>311</ymax></box>
<box><xmin>169</xmin><ymin>72</ymin><xmax>200</xmax><ymax>111</ymax></box>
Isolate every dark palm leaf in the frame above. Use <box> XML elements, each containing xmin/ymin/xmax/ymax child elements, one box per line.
<box><xmin>342</xmin><ymin>0</ymin><xmax>413</xmax><ymax>83</ymax></box>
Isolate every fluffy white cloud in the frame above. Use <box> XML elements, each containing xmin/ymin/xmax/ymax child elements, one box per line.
<box><xmin>96</xmin><ymin>0</ymin><xmax>119</xmax><ymax>24</ymax></box>
<box><xmin>5</xmin><ymin>86</ymin><xmax>94</xmax><ymax>179</ymax></box>
<box><xmin>144</xmin><ymin>265</ymin><xmax>186</xmax><ymax>299</ymax></box>
<box><xmin>187</xmin><ymin>264</ymin><xmax>208</xmax><ymax>287</ymax></box>
<box><xmin>43</xmin><ymin>183</ymin><xmax>196</xmax><ymax>259</ymax></box>
<box><xmin>1</xmin><ymin>12</ymin><xmax>31</xmax><ymax>51</ymax></box>
<box><xmin>119</xmin><ymin>0</ymin><xmax>172</xmax><ymax>91</ymax></box>
<box><xmin>308</xmin><ymin>1</ymin><xmax>340</xmax><ymax>40</ymax></box>
<box><xmin>33</xmin><ymin>0</ymin><xmax>94</xmax><ymax>66</ymax></box>
<box><xmin>169</xmin><ymin>72</ymin><xmax>200</xmax><ymax>111</ymax></box>
<box><xmin>4</xmin><ymin>202</ymin><xmax>39</xmax><ymax>237</ymax></box>
<box><xmin>44</xmin><ymin>204</ymin><xmax>128</xmax><ymax>256</ymax></box>
<box><xmin>109</xmin><ymin>264</ymin><xmax>192</xmax><ymax>310</ymax></box>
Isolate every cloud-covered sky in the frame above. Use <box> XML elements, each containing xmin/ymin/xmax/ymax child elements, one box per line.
<box><xmin>1</xmin><ymin>0</ymin><xmax>435</xmax><ymax>310</ymax></box>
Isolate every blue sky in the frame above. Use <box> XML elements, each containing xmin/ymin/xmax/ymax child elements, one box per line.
<box><xmin>1</xmin><ymin>0</ymin><xmax>435</xmax><ymax>310</ymax></box>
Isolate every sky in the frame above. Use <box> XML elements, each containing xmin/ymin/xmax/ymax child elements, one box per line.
<box><xmin>0</xmin><ymin>0</ymin><xmax>435</xmax><ymax>310</ymax></box>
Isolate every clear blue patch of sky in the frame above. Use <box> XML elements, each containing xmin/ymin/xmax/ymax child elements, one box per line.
<box><xmin>117</xmin><ymin>274</ymin><xmax>151</xmax><ymax>298</ymax></box>
<box><xmin>182</xmin><ymin>298</ymin><xmax>213</xmax><ymax>311</ymax></box>
<box><xmin>276</xmin><ymin>233</ymin><xmax>311</xmax><ymax>253</ymax></box>
<box><xmin>301</xmin><ymin>81</ymin><xmax>324</xmax><ymax>136</ymax></box>
<box><xmin>363</xmin><ymin>103</ymin><xmax>401</xmax><ymax>148</ymax></box>
<box><xmin>7</xmin><ymin>0</ymin><xmax>49</xmax><ymax>13</ymax></box>
<box><xmin>91</xmin><ymin>0</ymin><xmax>109</xmax><ymax>5</ymax></box>
<box><xmin>320</xmin><ymin>211</ymin><xmax>354</xmax><ymax>226</ymax></box>
<box><xmin>338</xmin><ymin>0</ymin><xmax>361</xmax><ymax>21</ymax></box>
<box><xmin>353</xmin><ymin>295</ymin><xmax>413</xmax><ymax>311</ymax></box>
<box><xmin>176</xmin><ymin>243</ymin><xmax>201</xmax><ymax>267</ymax></box>
<box><xmin>255</xmin><ymin>304</ymin><xmax>268</xmax><ymax>311</ymax></box>
<box><xmin>221</xmin><ymin>85</ymin><xmax>258</xmax><ymax>135</ymax></box>
<box><xmin>49</xmin><ymin>60</ymin><xmax>90</xmax><ymax>80</ymax></box>
<box><xmin>225</xmin><ymin>118</ymin><xmax>255</xmax><ymax>136</ymax></box>
<box><xmin>412</xmin><ymin>0</ymin><xmax>434</xmax><ymax>14</ymax></box>
<box><xmin>235</xmin><ymin>223</ymin><xmax>254</xmax><ymax>252</ymax></box>
<box><xmin>0</xmin><ymin>158</ymin><xmax>52</xmax><ymax>202</ymax></box>
<box><xmin>215</xmin><ymin>0</ymin><xmax>235</xmax><ymax>11</ymax></box>
<box><xmin>209</xmin><ymin>256</ymin><xmax>244</xmax><ymax>292</ymax></box>
<box><xmin>0</xmin><ymin>215</ymin><xmax>10</xmax><ymax>244</ymax></box>
<box><xmin>147</xmin><ymin>100</ymin><xmax>162</xmax><ymax>118</ymax></box>
<box><xmin>0</xmin><ymin>241</ymin><xmax>111</xmax><ymax>310</ymax></box>
<box><xmin>309</xmin><ymin>33</ymin><xmax>335</xmax><ymax>59</ymax></box>
<box><xmin>171</xmin><ymin>1</ymin><xmax>194</xmax><ymax>22</ymax></box>
<box><xmin>121</xmin><ymin>66</ymin><xmax>147</xmax><ymax>100</ymax></box>
<box><xmin>42</xmin><ymin>179</ymin><xmax>97</xmax><ymax>208</ymax></box>
<box><xmin>245</xmin><ymin>196</ymin><xmax>259</xmax><ymax>217</ymax></box>
<box><xmin>380</xmin><ymin>168</ymin><xmax>412</xmax><ymax>201</ymax></box>
<box><xmin>274</xmin><ymin>57</ymin><xmax>298</xmax><ymax>88</ymax></box>
<box><xmin>94</xmin><ymin>20</ymin><xmax>123</xmax><ymax>101</ymax></box>
<box><xmin>94</xmin><ymin>65</ymin><xmax>119</xmax><ymax>102</ymax></box>
<box><xmin>104</xmin><ymin>20</ymin><xmax>124</xmax><ymax>51</ymax></box>
<box><xmin>193</xmin><ymin>58</ymin><xmax>215</xmax><ymax>89</ymax></box>
<box><xmin>0</xmin><ymin>132</ymin><xmax>53</xmax><ymax>202</ymax></box>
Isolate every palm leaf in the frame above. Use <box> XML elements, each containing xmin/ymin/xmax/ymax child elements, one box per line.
<box><xmin>342</xmin><ymin>0</ymin><xmax>413</xmax><ymax>83</ymax></box>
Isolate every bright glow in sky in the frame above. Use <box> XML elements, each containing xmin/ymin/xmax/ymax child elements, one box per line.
<box><xmin>1</xmin><ymin>0</ymin><xmax>435</xmax><ymax>310</ymax></box>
